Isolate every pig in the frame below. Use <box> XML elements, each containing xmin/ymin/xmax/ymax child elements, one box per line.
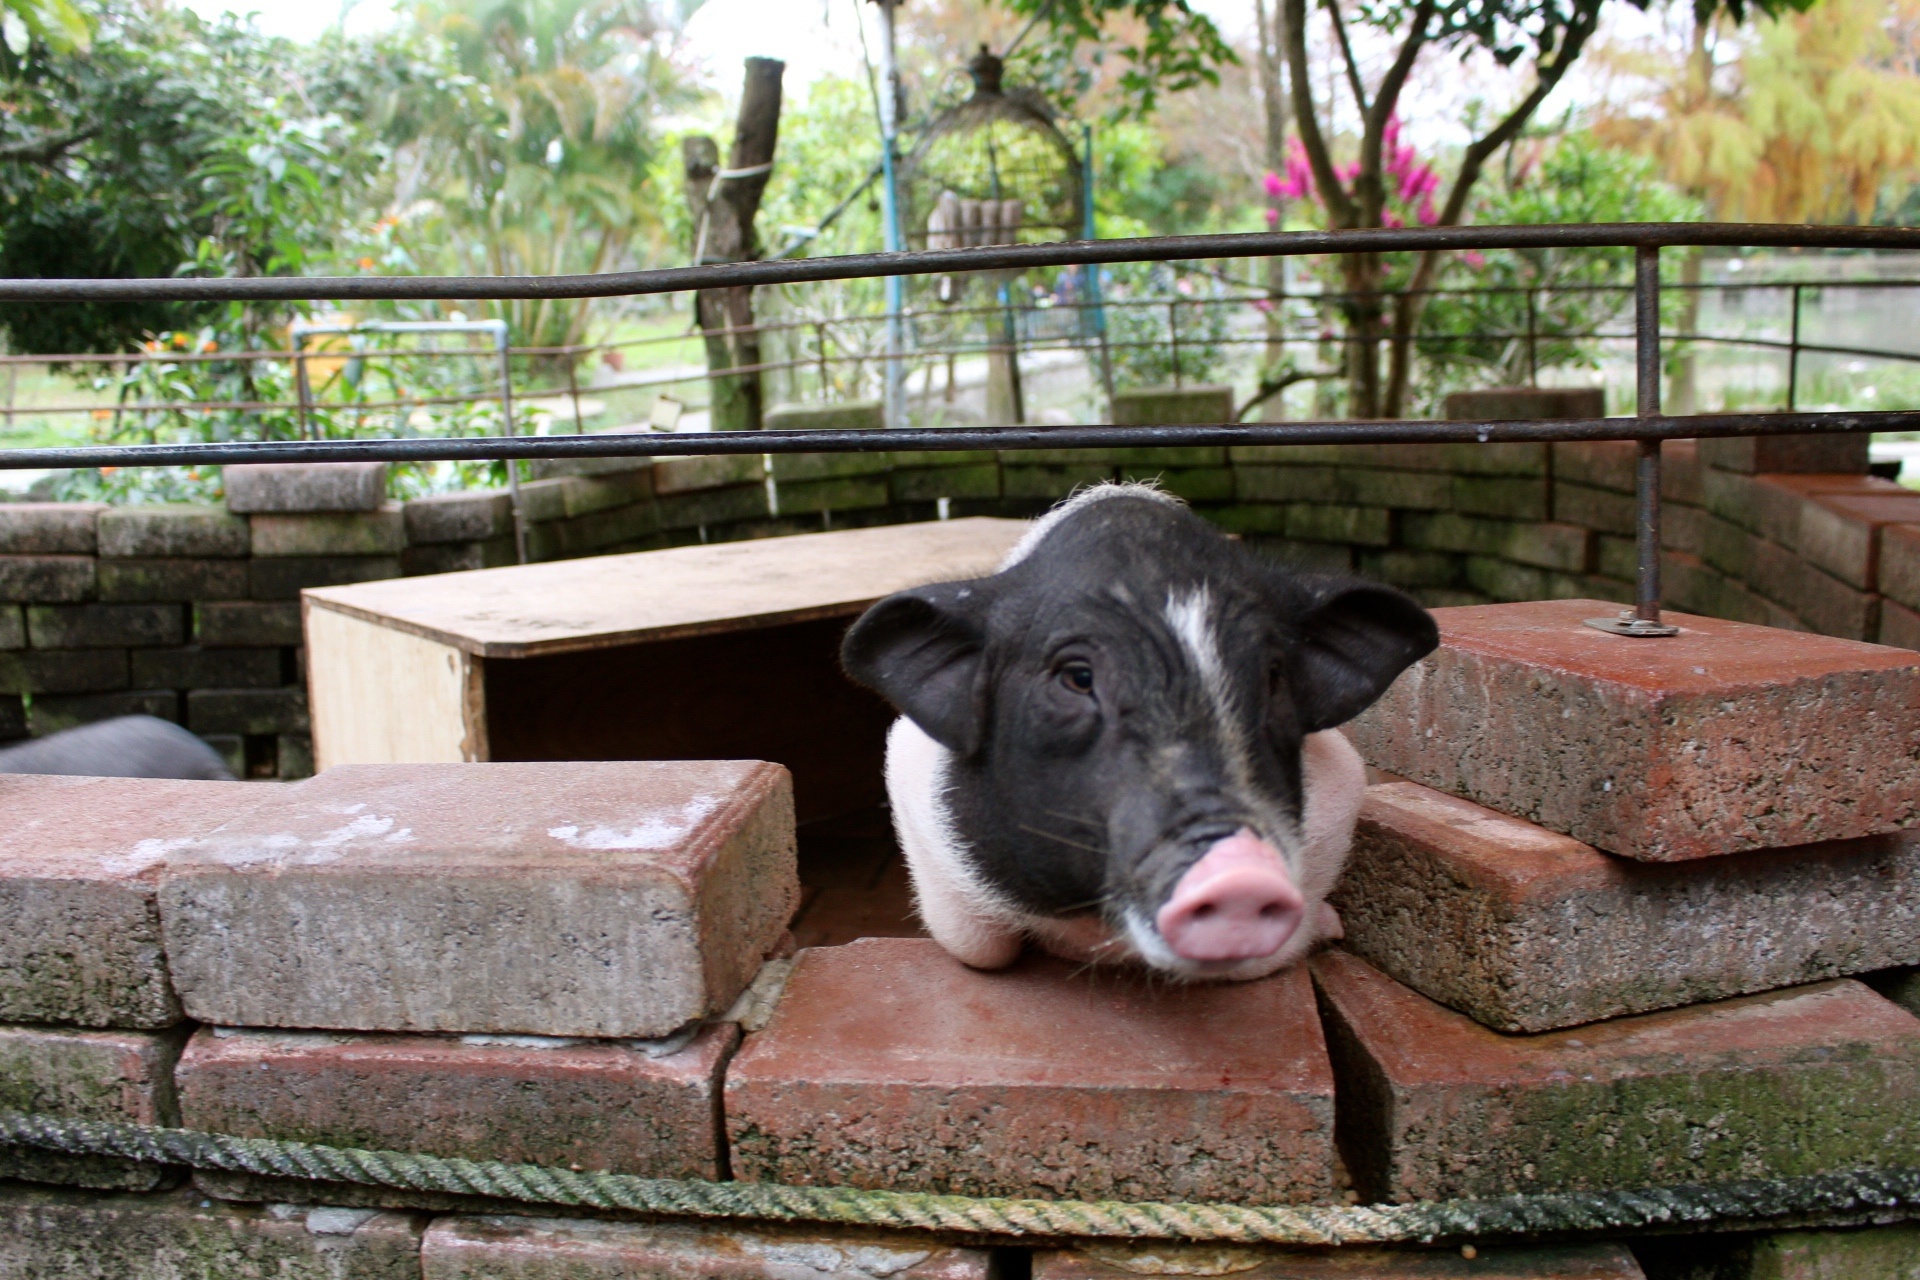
<box><xmin>841</xmin><ymin>484</ymin><xmax>1437</xmax><ymax>980</ymax></box>
<box><xmin>0</xmin><ymin>715</ymin><xmax>235</xmax><ymax>780</ymax></box>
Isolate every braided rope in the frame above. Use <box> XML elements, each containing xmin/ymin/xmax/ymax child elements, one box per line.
<box><xmin>5</xmin><ymin>1110</ymin><xmax>1918</xmax><ymax>1244</ymax></box>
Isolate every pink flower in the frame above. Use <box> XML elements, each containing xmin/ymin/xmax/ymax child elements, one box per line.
<box><xmin>1263</xmin><ymin>170</ymin><xmax>1285</xmax><ymax>198</ymax></box>
<box><xmin>1462</xmin><ymin>250</ymin><xmax>1487</xmax><ymax>269</ymax></box>
<box><xmin>1253</xmin><ymin>297</ymin><xmax>1275</xmax><ymax>313</ymax></box>
<box><xmin>1265</xmin><ymin>207</ymin><xmax>1280</xmax><ymax>227</ymax></box>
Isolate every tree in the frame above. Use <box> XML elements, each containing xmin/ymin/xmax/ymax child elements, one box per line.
<box><xmin>989</xmin><ymin>0</ymin><xmax>1237</xmax><ymax>119</ymax></box>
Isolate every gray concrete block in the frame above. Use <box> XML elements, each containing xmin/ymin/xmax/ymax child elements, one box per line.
<box><xmin>224</xmin><ymin>461</ymin><xmax>389</xmax><ymax>512</ymax></box>
<box><xmin>0</xmin><ymin>555</ymin><xmax>95</xmax><ymax>603</ymax></box>
<box><xmin>97</xmin><ymin>558</ymin><xmax>249</xmax><ymax>603</ymax></box>
<box><xmin>27</xmin><ymin>604</ymin><xmax>185</xmax><ymax>650</ymax></box>
<box><xmin>762</xmin><ymin>399</ymin><xmax>885</xmax><ymax>433</ymax></box>
<box><xmin>402</xmin><ymin>539</ymin><xmax>518</xmax><ymax>576</ymax></box>
<box><xmin>194</xmin><ymin>601</ymin><xmax>303</xmax><ymax>648</ymax></box>
<box><xmin>158</xmin><ymin>760</ymin><xmax>798</xmax><ymax>1037</ymax></box>
<box><xmin>403</xmin><ymin>490</ymin><xmax>513</xmax><ymax>544</ymax></box>
<box><xmin>130</xmin><ymin>647</ymin><xmax>283</xmax><ymax>690</ymax></box>
<box><xmin>0</xmin><ymin>502</ymin><xmax>104</xmax><ymax>554</ymax></box>
<box><xmin>250</xmin><ymin>506</ymin><xmax>407</xmax><ymax>557</ymax></box>
<box><xmin>98</xmin><ymin>506</ymin><xmax>249</xmax><ymax>558</ymax></box>
<box><xmin>28</xmin><ymin>690</ymin><xmax>179</xmax><ymax>736</ymax></box>
<box><xmin>249</xmin><ymin>556</ymin><xmax>402</xmax><ymax>600</ymax></box>
<box><xmin>0</xmin><ymin>1024</ymin><xmax>187</xmax><ymax>1190</ymax></box>
<box><xmin>185</xmin><ymin>687</ymin><xmax>309</xmax><ymax>736</ymax></box>
<box><xmin>0</xmin><ymin>603</ymin><xmax>22</xmax><ymax>650</ymax></box>
<box><xmin>1110</xmin><ymin>384</ymin><xmax>1233</xmax><ymax>426</ymax></box>
<box><xmin>0</xmin><ymin>648</ymin><xmax>129</xmax><ymax>694</ymax></box>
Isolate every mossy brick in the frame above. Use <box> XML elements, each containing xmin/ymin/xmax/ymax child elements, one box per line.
<box><xmin>1250</xmin><ymin>538</ymin><xmax>1358</xmax><ymax>575</ymax></box>
<box><xmin>29</xmin><ymin>691</ymin><xmax>179</xmax><ymax>736</ymax></box>
<box><xmin>1596</xmin><ymin>535</ymin><xmax>1636</xmax><ymax>583</ymax></box>
<box><xmin>1337</xmin><ymin>781</ymin><xmax>1920</xmax><ymax>1032</ymax></box>
<box><xmin>1882</xmin><ymin>523</ymin><xmax>1920</xmax><ymax>613</ymax></box>
<box><xmin>1315</xmin><ymin>950</ymin><xmax>1920</xmax><ymax>1203</ymax></box>
<box><xmin>0</xmin><ymin>694</ymin><xmax>22</xmax><ymax>740</ymax></box>
<box><xmin>776</xmin><ymin>477</ymin><xmax>892</xmax><ymax>516</ymax></box>
<box><xmin>249</xmin><ymin>555</ymin><xmax>402</xmax><ymax>600</ymax></box>
<box><xmin>1553</xmin><ymin>481</ymin><xmax>1636</xmax><ymax>536</ymax></box>
<box><xmin>1231</xmin><ymin>442</ymin><xmax>1549</xmax><ymax>476</ymax></box>
<box><xmin>1206</xmin><ymin>505</ymin><xmax>1292</xmax><ymax>536</ymax></box>
<box><xmin>1401</xmin><ymin>513</ymin><xmax>1593</xmax><ymax>572</ymax></box>
<box><xmin>27</xmin><ymin>603</ymin><xmax>185</xmax><ymax>650</ymax></box>
<box><xmin>1462</xmin><ymin>556</ymin><xmax>1554</xmax><ymax>603</ymax></box>
<box><xmin>98</xmin><ymin>506</ymin><xmax>248</xmax><ymax>559</ymax></box>
<box><xmin>130</xmin><ymin>646</ymin><xmax>282</xmax><ymax>690</ymax></box>
<box><xmin>1001</xmin><ymin>462</ymin><xmax>1113</xmax><ymax>500</ymax></box>
<box><xmin>0</xmin><ymin>1024</ymin><xmax>186</xmax><ymax>1190</ymax></box>
<box><xmin>0</xmin><ymin>1185</ymin><xmax>426</xmax><ymax>1280</ymax></box>
<box><xmin>223</xmin><ymin>460</ymin><xmax>389</xmax><ymax>512</ymax></box>
<box><xmin>403</xmin><ymin>538</ymin><xmax>519</xmax><ymax>576</ymax></box>
<box><xmin>1344</xmin><ymin>468</ymin><xmax>1456</xmax><ymax>510</ymax></box>
<box><xmin>1734</xmin><ymin>1224</ymin><xmax>1920</xmax><ymax>1277</ymax></box>
<box><xmin>1035</xmin><ymin>1242</ymin><xmax>1645</xmax><ymax>1279</ymax></box>
<box><xmin>422</xmin><ymin>1215</ymin><xmax>993</xmax><ymax>1280</ymax></box>
<box><xmin>1122</xmin><ymin>466</ymin><xmax>1234</xmax><ymax>502</ymax></box>
<box><xmin>1696</xmin><ymin>512</ymin><xmax>1756</xmax><ymax>580</ymax></box>
<box><xmin>1751</xmin><ymin>474</ymin><xmax>1903</xmax><ymax>550</ymax></box>
<box><xmin>0</xmin><ymin>604</ymin><xmax>20</xmax><ymax>649</ymax></box>
<box><xmin>278</xmin><ymin>732</ymin><xmax>314</xmax><ymax>780</ymax></box>
<box><xmin>1746</xmin><ymin>538</ymin><xmax>1878</xmax><ymax>640</ymax></box>
<box><xmin>203</xmin><ymin>733</ymin><xmax>245</xmax><ymax>778</ymax></box>
<box><xmin>0</xmin><ymin>648</ymin><xmax>128</xmax><ymax>694</ymax></box>
<box><xmin>524</xmin><ymin>502</ymin><xmax>660</xmax><ymax>561</ymax></box>
<box><xmin>1453</xmin><ymin>476</ymin><xmax>1549</xmax><ymax>521</ymax></box>
<box><xmin>1285</xmin><ymin>504</ymin><xmax>1392</xmax><ymax>546</ymax></box>
<box><xmin>179</xmin><ymin>1021</ymin><xmax>738</xmax><ymax>1180</ymax></box>
<box><xmin>1235</xmin><ymin>465</ymin><xmax>1343</xmax><ymax>504</ymax></box>
<box><xmin>1110</xmin><ymin>383</ymin><xmax>1234</xmax><ymax>426</ymax></box>
<box><xmin>725</xmin><ymin>938</ymin><xmax>1336</xmax><ymax>1204</ymax></box>
<box><xmin>526</xmin><ymin>428</ymin><xmax>657</xmax><ymax>481</ymax></box>
<box><xmin>892</xmin><ymin>464</ymin><xmax>1001</xmax><ymax>503</ymax></box>
<box><xmin>98</xmin><ymin>558</ymin><xmax>248</xmax><ymax>603</ymax></box>
<box><xmin>764</xmin><ymin>398</ymin><xmax>885</xmax><ymax>433</ymax></box>
<box><xmin>1346</xmin><ymin>599</ymin><xmax>1920</xmax><ymax>860</ymax></box>
<box><xmin>0</xmin><ymin>502</ymin><xmax>103</xmax><ymax>554</ymax></box>
<box><xmin>1553</xmin><ymin>441</ymin><xmax>1639</xmax><ymax>494</ymax></box>
<box><xmin>0</xmin><ymin>775</ymin><xmax>264</xmax><ymax>1027</ymax></box>
<box><xmin>250</xmin><ymin>507</ymin><xmax>407</xmax><ymax>557</ymax></box>
<box><xmin>768</xmin><ymin>450</ymin><xmax>894</xmax><ymax>483</ymax></box>
<box><xmin>1665</xmin><ymin>439</ymin><xmax>1704</xmax><ymax>504</ymax></box>
<box><xmin>1699</xmin><ymin>432</ymin><xmax>1870</xmax><ymax>475</ymax></box>
<box><xmin>0</xmin><ymin>555</ymin><xmax>95</xmax><ymax>602</ymax></box>
<box><xmin>186</xmin><ymin>687</ymin><xmax>309</xmax><ymax>736</ymax></box>
<box><xmin>1885</xmin><ymin>599</ymin><xmax>1920</xmax><ymax>651</ymax></box>
<box><xmin>656</xmin><ymin>483</ymin><xmax>771</xmax><ymax>530</ymax></box>
<box><xmin>404</xmin><ymin>490</ymin><xmax>515</xmax><ymax>544</ymax></box>
<box><xmin>652</xmin><ymin>453</ymin><xmax>764</xmax><ymax>494</ymax></box>
<box><xmin>194</xmin><ymin>601</ymin><xmax>303</xmax><ymax>648</ymax></box>
<box><xmin>158</xmin><ymin>760</ymin><xmax>798</xmax><ymax>1037</ymax></box>
<box><xmin>1702</xmin><ymin>467</ymin><xmax>1763</xmax><ymax>533</ymax></box>
<box><xmin>1796</xmin><ymin>490</ymin><xmax>1920</xmax><ymax>590</ymax></box>
<box><xmin>1359</xmin><ymin>550</ymin><xmax>1461</xmax><ymax>589</ymax></box>
<box><xmin>515</xmin><ymin>474</ymin><xmax>649</xmax><ymax>524</ymax></box>
<box><xmin>1445</xmin><ymin>386</ymin><xmax>1606</xmax><ymax>422</ymax></box>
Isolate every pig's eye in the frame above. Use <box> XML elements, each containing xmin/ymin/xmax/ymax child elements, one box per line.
<box><xmin>1059</xmin><ymin>662</ymin><xmax>1096</xmax><ymax>695</ymax></box>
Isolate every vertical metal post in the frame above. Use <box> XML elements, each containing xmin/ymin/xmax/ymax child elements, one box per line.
<box><xmin>815</xmin><ymin>321</ymin><xmax>831</xmax><ymax>396</ymax></box>
<box><xmin>874</xmin><ymin>0</ymin><xmax>907</xmax><ymax>429</ymax></box>
<box><xmin>293</xmin><ymin>339</ymin><xmax>314</xmax><ymax>441</ymax></box>
<box><xmin>1169</xmin><ymin>300</ymin><xmax>1182</xmax><ymax>387</ymax></box>
<box><xmin>1524</xmin><ymin>287</ymin><xmax>1538</xmax><ymax>387</ymax></box>
<box><xmin>497</xmin><ymin>325</ymin><xmax>528</xmax><ymax>566</ymax></box>
<box><xmin>1081</xmin><ymin>122</ymin><xmax>1115</xmax><ymax>415</ymax></box>
<box><xmin>566</xmin><ymin>350</ymin><xmax>584</xmax><ymax>434</ymax></box>
<box><xmin>1786</xmin><ymin>283</ymin><xmax>1802</xmax><ymax>412</ymax></box>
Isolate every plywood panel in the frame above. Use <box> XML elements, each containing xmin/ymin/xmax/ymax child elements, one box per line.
<box><xmin>306</xmin><ymin>603</ymin><xmax>482</xmax><ymax>771</ymax></box>
<box><xmin>302</xmin><ymin>517</ymin><xmax>1027</xmax><ymax>658</ymax></box>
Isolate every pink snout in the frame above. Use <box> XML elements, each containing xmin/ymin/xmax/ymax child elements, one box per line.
<box><xmin>1155</xmin><ymin>829</ymin><xmax>1305</xmax><ymax>963</ymax></box>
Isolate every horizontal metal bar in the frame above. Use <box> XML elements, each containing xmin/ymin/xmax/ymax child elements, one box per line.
<box><xmin>8</xmin><ymin>223</ymin><xmax>1920</xmax><ymax>303</ymax></box>
<box><xmin>0</xmin><ymin>410</ymin><xmax>1896</xmax><ymax>471</ymax></box>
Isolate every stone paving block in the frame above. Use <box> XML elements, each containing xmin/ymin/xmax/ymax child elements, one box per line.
<box><xmin>1738</xmin><ymin>1224</ymin><xmax>1920</xmax><ymax>1278</ymax></box>
<box><xmin>177</xmin><ymin>1021</ymin><xmax>738</xmax><ymax>1179</ymax></box>
<box><xmin>0</xmin><ymin>647</ymin><xmax>128</xmax><ymax>694</ymax></box>
<box><xmin>98</xmin><ymin>557</ymin><xmax>250</xmax><ymax>602</ymax></box>
<box><xmin>248</xmin><ymin>555</ymin><xmax>403</xmax><ymax>600</ymax></box>
<box><xmin>1884</xmin><ymin>523</ymin><xmax>1920</xmax><ymax>614</ymax></box>
<box><xmin>1313</xmin><ymin>950</ymin><xmax>1920</xmax><ymax>1203</ymax></box>
<box><xmin>0</xmin><ymin>775</ymin><xmax>262</xmax><ymax>1026</ymax></box>
<box><xmin>1035</xmin><ymin>1242</ymin><xmax>1645</xmax><ymax>1279</ymax></box>
<box><xmin>0</xmin><ymin>502</ymin><xmax>103</xmax><ymax>554</ymax></box>
<box><xmin>225</xmin><ymin>461</ymin><xmax>390</xmax><ymax>512</ymax></box>
<box><xmin>524</xmin><ymin>502</ymin><xmax>660</xmax><ymax>561</ymax></box>
<box><xmin>725</xmin><ymin>937</ymin><xmax>1336</xmax><ymax>1204</ymax></box>
<box><xmin>0</xmin><ymin>1185</ymin><xmax>426</xmax><ymax>1280</ymax></box>
<box><xmin>250</xmin><ymin>507</ymin><xmax>408</xmax><ymax>557</ymax></box>
<box><xmin>130</xmin><ymin>646</ymin><xmax>282</xmax><ymax>690</ymax></box>
<box><xmin>1335</xmin><ymin>781</ymin><xmax>1920</xmax><ymax>1031</ymax></box>
<box><xmin>653</xmin><ymin>453</ymin><xmax>764</xmax><ymax>494</ymax></box>
<box><xmin>422</xmin><ymin>1214</ymin><xmax>993</xmax><ymax>1280</ymax></box>
<box><xmin>656</xmin><ymin>484</ymin><xmax>772</xmax><ymax>531</ymax></box>
<box><xmin>403</xmin><ymin>538</ymin><xmax>520</xmax><ymax>576</ymax></box>
<box><xmin>29</xmin><ymin>690</ymin><xmax>179</xmax><ymax>736</ymax></box>
<box><xmin>98</xmin><ymin>506</ymin><xmax>249</xmax><ymax>558</ymax></box>
<box><xmin>158</xmin><ymin>760</ymin><xmax>798</xmax><ymax>1036</ymax></box>
<box><xmin>0</xmin><ymin>1023</ymin><xmax>186</xmax><ymax>1189</ymax></box>
<box><xmin>195</xmin><ymin>600</ymin><xmax>304</xmax><ymax>648</ymax></box>
<box><xmin>1346</xmin><ymin>599</ymin><xmax>1920</xmax><ymax>860</ymax></box>
<box><xmin>27</xmin><ymin>603</ymin><xmax>185</xmax><ymax>649</ymax></box>
<box><xmin>0</xmin><ymin>554</ymin><xmax>95</xmax><ymax>602</ymax></box>
<box><xmin>404</xmin><ymin>489</ymin><xmax>515</xmax><ymax>544</ymax></box>
<box><xmin>186</xmin><ymin>687</ymin><xmax>309</xmax><ymax>735</ymax></box>
<box><xmin>515</xmin><ymin>474</ymin><xmax>648</xmax><ymax>524</ymax></box>
<box><xmin>1699</xmin><ymin>433</ymin><xmax>1870</xmax><ymax>474</ymax></box>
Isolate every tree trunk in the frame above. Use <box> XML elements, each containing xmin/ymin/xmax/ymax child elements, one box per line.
<box><xmin>1670</xmin><ymin>248</ymin><xmax>1702</xmax><ymax>413</ymax></box>
<box><xmin>684</xmin><ymin>57</ymin><xmax>784</xmax><ymax>432</ymax></box>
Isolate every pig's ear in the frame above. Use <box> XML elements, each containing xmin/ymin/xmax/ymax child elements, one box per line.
<box><xmin>841</xmin><ymin>581</ymin><xmax>990</xmax><ymax>755</ymax></box>
<box><xmin>1288</xmin><ymin>581</ymin><xmax>1438</xmax><ymax>731</ymax></box>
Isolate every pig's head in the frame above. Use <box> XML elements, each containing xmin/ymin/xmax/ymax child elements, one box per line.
<box><xmin>842</xmin><ymin>486</ymin><xmax>1437</xmax><ymax>980</ymax></box>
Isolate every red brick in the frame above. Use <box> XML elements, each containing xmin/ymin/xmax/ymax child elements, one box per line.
<box><xmin>1035</xmin><ymin>1242</ymin><xmax>1644</xmax><ymax>1279</ymax></box>
<box><xmin>422</xmin><ymin>1216</ymin><xmax>990</xmax><ymax>1280</ymax></box>
<box><xmin>1793</xmin><ymin>490</ymin><xmax>1920</xmax><ymax>590</ymax></box>
<box><xmin>1884</xmin><ymin>599</ymin><xmax>1920</xmax><ymax>652</ymax></box>
<box><xmin>1884</xmin><ymin>524</ymin><xmax>1920</xmax><ymax>614</ymax></box>
<box><xmin>725</xmin><ymin>937</ymin><xmax>1336</xmax><ymax>1204</ymax></box>
<box><xmin>0</xmin><ymin>775</ymin><xmax>263</xmax><ymax>1027</ymax></box>
<box><xmin>158</xmin><ymin>760</ymin><xmax>798</xmax><ymax>1037</ymax></box>
<box><xmin>1335</xmin><ymin>781</ymin><xmax>1920</xmax><ymax>1031</ymax></box>
<box><xmin>1699</xmin><ymin>433</ymin><xmax>1870</xmax><ymax>475</ymax></box>
<box><xmin>1346</xmin><ymin>599</ymin><xmax>1920</xmax><ymax>860</ymax></box>
<box><xmin>1746</xmin><ymin>537</ymin><xmax>1878</xmax><ymax>639</ymax></box>
<box><xmin>0</xmin><ymin>1024</ymin><xmax>186</xmax><ymax>1190</ymax></box>
<box><xmin>1313</xmin><ymin>950</ymin><xmax>1920</xmax><ymax>1203</ymax></box>
<box><xmin>176</xmin><ymin>1021</ymin><xmax>736</xmax><ymax>1179</ymax></box>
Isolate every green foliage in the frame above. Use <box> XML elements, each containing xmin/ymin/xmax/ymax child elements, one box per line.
<box><xmin>992</xmin><ymin>0</ymin><xmax>1236</xmax><ymax>119</ymax></box>
<box><xmin>1104</xmin><ymin>263</ymin><xmax>1232</xmax><ymax>388</ymax></box>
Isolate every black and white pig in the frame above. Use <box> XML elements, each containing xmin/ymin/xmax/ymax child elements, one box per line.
<box><xmin>0</xmin><ymin>715</ymin><xmax>235</xmax><ymax>780</ymax></box>
<box><xmin>841</xmin><ymin>484</ymin><xmax>1437</xmax><ymax>980</ymax></box>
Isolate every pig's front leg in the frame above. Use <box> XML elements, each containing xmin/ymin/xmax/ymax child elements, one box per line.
<box><xmin>1294</xmin><ymin>728</ymin><xmax>1366</xmax><ymax>949</ymax></box>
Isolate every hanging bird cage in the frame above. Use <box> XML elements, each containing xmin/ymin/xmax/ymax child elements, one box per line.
<box><xmin>903</xmin><ymin>47</ymin><xmax>1085</xmax><ymax>252</ymax></box>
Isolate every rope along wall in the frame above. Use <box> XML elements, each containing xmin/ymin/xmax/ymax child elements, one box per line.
<box><xmin>4</xmin><ymin>1110</ymin><xmax>1918</xmax><ymax>1246</ymax></box>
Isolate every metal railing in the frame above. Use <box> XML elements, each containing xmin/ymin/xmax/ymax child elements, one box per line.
<box><xmin>5</xmin><ymin>221</ymin><xmax>1920</xmax><ymax>636</ymax></box>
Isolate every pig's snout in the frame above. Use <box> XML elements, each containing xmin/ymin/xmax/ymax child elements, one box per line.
<box><xmin>1154</xmin><ymin>829</ymin><xmax>1305</xmax><ymax>963</ymax></box>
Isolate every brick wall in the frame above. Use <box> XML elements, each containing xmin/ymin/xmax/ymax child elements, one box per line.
<box><xmin>3</xmin><ymin>432</ymin><xmax>1916</xmax><ymax>765</ymax></box>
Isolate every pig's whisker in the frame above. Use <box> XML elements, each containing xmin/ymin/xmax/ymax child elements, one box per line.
<box><xmin>1038</xmin><ymin>808</ymin><xmax>1105</xmax><ymax>831</ymax></box>
<box><xmin>1017</xmin><ymin>824</ymin><xmax>1108</xmax><ymax>857</ymax></box>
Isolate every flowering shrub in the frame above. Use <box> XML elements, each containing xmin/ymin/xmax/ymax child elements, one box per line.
<box><xmin>1265</xmin><ymin>118</ymin><xmax>1441</xmax><ymax>229</ymax></box>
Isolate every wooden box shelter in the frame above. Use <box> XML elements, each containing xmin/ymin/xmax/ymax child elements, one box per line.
<box><xmin>303</xmin><ymin>518</ymin><xmax>1026</xmax><ymax>824</ymax></box>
